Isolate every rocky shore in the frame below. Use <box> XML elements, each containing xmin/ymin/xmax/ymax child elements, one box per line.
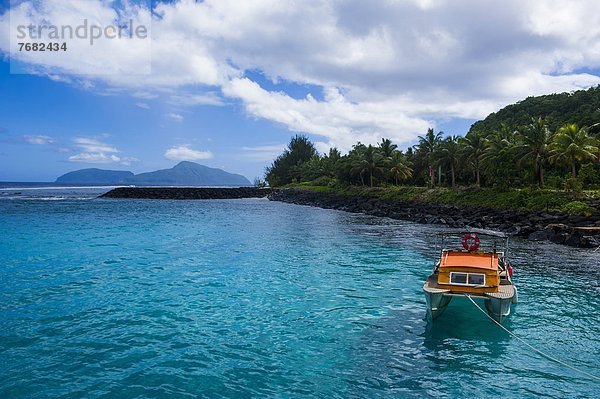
<box><xmin>101</xmin><ymin>187</ymin><xmax>271</xmax><ymax>200</ymax></box>
<box><xmin>268</xmin><ymin>188</ymin><xmax>600</xmax><ymax>248</ymax></box>
<box><xmin>100</xmin><ymin>186</ymin><xmax>600</xmax><ymax>248</ymax></box>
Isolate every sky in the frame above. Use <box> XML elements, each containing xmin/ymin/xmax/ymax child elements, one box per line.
<box><xmin>1</xmin><ymin>0</ymin><xmax>600</xmax><ymax>182</ymax></box>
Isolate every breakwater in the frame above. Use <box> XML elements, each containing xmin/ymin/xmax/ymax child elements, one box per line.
<box><xmin>101</xmin><ymin>187</ymin><xmax>271</xmax><ymax>199</ymax></box>
<box><xmin>268</xmin><ymin>188</ymin><xmax>600</xmax><ymax>248</ymax></box>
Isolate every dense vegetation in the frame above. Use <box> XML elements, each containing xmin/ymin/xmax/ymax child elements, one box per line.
<box><xmin>265</xmin><ymin>87</ymin><xmax>600</xmax><ymax>191</ymax></box>
<box><xmin>470</xmin><ymin>85</ymin><xmax>600</xmax><ymax>134</ymax></box>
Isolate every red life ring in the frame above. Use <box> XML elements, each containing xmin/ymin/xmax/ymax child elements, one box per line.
<box><xmin>462</xmin><ymin>233</ymin><xmax>480</xmax><ymax>251</ymax></box>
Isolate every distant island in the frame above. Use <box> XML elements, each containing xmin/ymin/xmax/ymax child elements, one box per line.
<box><xmin>56</xmin><ymin>161</ymin><xmax>252</xmax><ymax>187</ymax></box>
<box><xmin>56</xmin><ymin>169</ymin><xmax>134</xmax><ymax>184</ymax></box>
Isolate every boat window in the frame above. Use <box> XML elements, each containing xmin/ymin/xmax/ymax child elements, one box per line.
<box><xmin>468</xmin><ymin>273</ymin><xmax>485</xmax><ymax>285</ymax></box>
<box><xmin>449</xmin><ymin>272</ymin><xmax>486</xmax><ymax>286</ymax></box>
<box><xmin>450</xmin><ymin>272</ymin><xmax>467</xmax><ymax>284</ymax></box>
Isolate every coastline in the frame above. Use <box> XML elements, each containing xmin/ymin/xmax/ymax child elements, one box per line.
<box><xmin>99</xmin><ymin>186</ymin><xmax>600</xmax><ymax>248</ymax></box>
<box><xmin>268</xmin><ymin>188</ymin><xmax>600</xmax><ymax>248</ymax></box>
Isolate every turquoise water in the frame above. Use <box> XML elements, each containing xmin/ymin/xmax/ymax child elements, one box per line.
<box><xmin>0</xmin><ymin>193</ymin><xmax>598</xmax><ymax>397</ymax></box>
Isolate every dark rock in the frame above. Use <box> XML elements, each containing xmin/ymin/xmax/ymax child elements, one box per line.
<box><xmin>528</xmin><ymin>230</ymin><xmax>553</xmax><ymax>241</ymax></box>
<box><xmin>267</xmin><ymin>188</ymin><xmax>597</xmax><ymax>248</ymax></box>
<box><xmin>549</xmin><ymin>233</ymin><xmax>568</xmax><ymax>244</ymax></box>
<box><xmin>580</xmin><ymin>236</ymin><xmax>600</xmax><ymax>248</ymax></box>
<box><xmin>564</xmin><ymin>235</ymin><xmax>581</xmax><ymax>247</ymax></box>
<box><xmin>568</xmin><ymin>215</ymin><xmax>592</xmax><ymax>226</ymax></box>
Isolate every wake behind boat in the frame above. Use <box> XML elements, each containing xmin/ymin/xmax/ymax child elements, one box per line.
<box><xmin>423</xmin><ymin>229</ymin><xmax>518</xmax><ymax>323</ymax></box>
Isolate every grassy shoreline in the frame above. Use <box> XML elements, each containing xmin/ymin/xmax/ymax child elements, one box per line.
<box><xmin>282</xmin><ymin>184</ymin><xmax>599</xmax><ymax>216</ymax></box>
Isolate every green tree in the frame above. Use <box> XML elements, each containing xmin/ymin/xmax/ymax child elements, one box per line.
<box><xmin>364</xmin><ymin>145</ymin><xmax>386</xmax><ymax>187</ymax></box>
<box><xmin>292</xmin><ymin>156</ymin><xmax>323</xmax><ymax>182</ymax></box>
<box><xmin>468</xmin><ymin>85</ymin><xmax>600</xmax><ymax>136</ymax></box>
<box><xmin>389</xmin><ymin>151</ymin><xmax>413</xmax><ymax>184</ymax></box>
<box><xmin>549</xmin><ymin>124</ymin><xmax>599</xmax><ymax>178</ymax></box>
<box><xmin>265</xmin><ymin>135</ymin><xmax>318</xmax><ymax>186</ymax></box>
<box><xmin>378</xmin><ymin>138</ymin><xmax>398</xmax><ymax>183</ymax></box>
<box><xmin>378</xmin><ymin>138</ymin><xmax>398</xmax><ymax>158</ymax></box>
<box><xmin>416</xmin><ymin>128</ymin><xmax>442</xmax><ymax>187</ymax></box>
<box><xmin>434</xmin><ymin>135</ymin><xmax>460</xmax><ymax>187</ymax></box>
<box><xmin>350</xmin><ymin>145</ymin><xmax>385</xmax><ymax>186</ymax></box>
<box><xmin>515</xmin><ymin>117</ymin><xmax>553</xmax><ymax>188</ymax></box>
<box><xmin>482</xmin><ymin>124</ymin><xmax>517</xmax><ymax>186</ymax></box>
<box><xmin>321</xmin><ymin>148</ymin><xmax>341</xmax><ymax>178</ymax></box>
<box><xmin>459</xmin><ymin>131</ymin><xmax>486</xmax><ymax>187</ymax></box>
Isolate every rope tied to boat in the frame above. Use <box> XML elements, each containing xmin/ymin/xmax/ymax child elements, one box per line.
<box><xmin>465</xmin><ymin>294</ymin><xmax>600</xmax><ymax>382</ymax></box>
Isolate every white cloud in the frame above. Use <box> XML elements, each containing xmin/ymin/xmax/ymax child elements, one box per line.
<box><xmin>164</xmin><ymin>145</ymin><xmax>213</xmax><ymax>161</ymax></box>
<box><xmin>68</xmin><ymin>153</ymin><xmax>121</xmax><ymax>164</ymax></box>
<box><xmin>69</xmin><ymin>137</ymin><xmax>137</xmax><ymax>165</ymax></box>
<box><xmin>168</xmin><ymin>92</ymin><xmax>225</xmax><ymax>106</ymax></box>
<box><xmin>1</xmin><ymin>0</ymin><xmax>152</xmax><ymax>77</ymax></box>
<box><xmin>133</xmin><ymin>91</ymin><xmax>158</xmax><ymax>100</ymax></box>
<box><xmin>24</xmin><ymin>135</ymin><xmax>54</xmax><ymax>145</ymax></box>
<box><xmin>224</xmin><ymin>78</ymin><xmax>430</xmax><ymax>151</ymax></box>
<box><xmin>2</xmin><ymin>0</ymin><xmax>600</xmax><ymax>149</ymax></box>
<box><xmin>167</xmin><ymin>112</ymin><xmax>184</xmax><ymax>123</ymax></box>
<box><xmin>136</xmin><ymin>102</ymin><xmax>150</xmax><ymax>109</ymax></box>
<box><xmin>68</xmin><ymin>153</ymin><xmax>138</xmax><ymax>165</ymax></box>
<box><xmin>73</xmin><ymin>137</ymin><xmax>118</xmax><ymax>153</ymax></box>
<box><xmin>119</xmin><ymin>157</ymin><xmax>139</xmax><ymax>166</ymax></box>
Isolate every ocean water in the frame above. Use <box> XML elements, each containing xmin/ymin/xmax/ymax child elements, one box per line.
<box><xmin>0</xmin><ymin>188</ymin><xmax>598</xmax><ymax>398</ymax></box>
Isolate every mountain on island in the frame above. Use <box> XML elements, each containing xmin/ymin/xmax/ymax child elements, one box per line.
<box><xmin>55</xmin><ymin>168</ymin><xmax>134</xmax><ymax>184</ymax></box>
<box><xmin>129</xmin><ymin>161</ymin><xmax>251</xmax><ymax>186</ymax></box>
<box><xmin>55</xmin><ymin>161</ymin><xmax>252</xmax><ymax>187</ymax></box>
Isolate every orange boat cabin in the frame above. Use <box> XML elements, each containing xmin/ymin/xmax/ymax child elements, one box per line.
<box><xmin>436</xmin><ymin>250</ymin><xmax>501</xmax><ymax>294</ymax></box>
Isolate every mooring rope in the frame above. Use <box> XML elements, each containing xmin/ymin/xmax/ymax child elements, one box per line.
<box><xmin>465</xmin><ymin>295</ymin><xmax>600</xmax><ymax>382</ymax></box>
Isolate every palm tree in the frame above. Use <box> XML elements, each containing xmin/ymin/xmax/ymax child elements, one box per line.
<box><xmin>349</xmin><ymin>144</ymin><xmax>384</xmax><ymax>186</ymax></box>
<box><xmin>416</xmin><ymin>128</ymin><xmax>442</xmax><ymax>187</ymax></box>
<box><xmin>459</xmin><ymin>131</ymin><xmax>486</xmax><ymax>187</ymax></box>
<box><xmin>363</xmin><ymin>145</ymin><xmax>385</xmax><ymax>187</ymax></box>
<box><xmin>515</xmin><ymin>117</ymin><xmax>553</xmax><ymax>188</ymax></box>
<box><xmin>348</xmin><ymin>145</ymin><xmax>367</xmax><ymax>186</ymax></box>
<box><xmin>378</xmin><ymin>138</ymin><xmax>398</xmax><ymax>158</ymax></box>
<box><xmin>481</xmin><ymin>124</ymin><xmax>517</xmax><ymax>185</ymax></box>
<box><xmin>434</xmin><ymin>135</ymin><xmax>460</xmax><ymax>187</ymax></box>
<box><xmin>389</xmin><ymin>151</ymin><xmax>412</xmax><ymax>185</ymax></box>
<box><xmin>482</xmin><ymin>124</ymin><xmax>514</xmax><ymax>165</ymax></box>
<box><xmin>549</xmin><ymin>124</ymin><xmax>599</xmax><ymax>177</ymax></box>
<box><xmin>378</xmin><ymin>138</ymin><xmax>397</xmax><ymax>183</ymax></box>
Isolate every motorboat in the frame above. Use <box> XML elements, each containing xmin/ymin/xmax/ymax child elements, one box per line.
<box><xmin>423</xmin><ymin>229</ymin><xmax>517</xmax><ymax>323</ymax></box>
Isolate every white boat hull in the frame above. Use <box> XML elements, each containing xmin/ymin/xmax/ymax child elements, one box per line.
<box><xmin>424</xmin><ymin>281</ymin><xmax>516</xmax><ymax>324</ymax></box>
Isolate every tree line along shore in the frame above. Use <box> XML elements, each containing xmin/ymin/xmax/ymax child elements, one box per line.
<box><xmin>264</xmin><ymin>86</ymin><xmax>600</xmax><ymax>192</ymax></box>
<box><xmin>259</xmin><ymin>87</ymin><xmax>600</xmax><ymax>247</ymax></box>
<box><xmin>264</xmin><ymin>119</ymin><xmax>599</xmax><ymax>193</ymax></box>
